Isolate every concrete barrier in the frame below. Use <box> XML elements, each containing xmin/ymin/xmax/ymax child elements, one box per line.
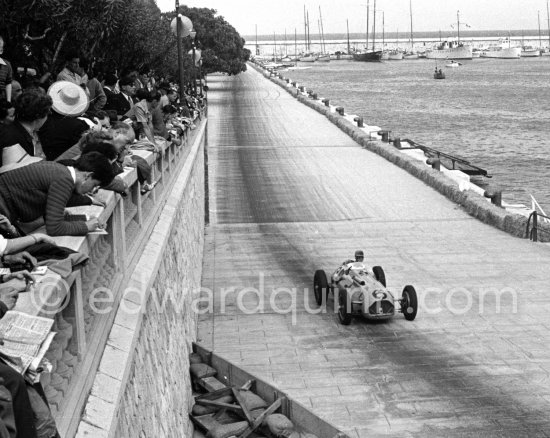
<box><xmin>248</xmin><ymin>62</ymin><xmax>543</xmax><ymax>240</ymax></box>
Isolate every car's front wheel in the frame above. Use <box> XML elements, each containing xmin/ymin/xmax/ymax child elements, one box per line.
<box><xmin>338</xmin><ymin>290</ymin><xmax>352</xmax><ymax>325</ymax></box>
<box><xmin>402</xmin><ymin>285</ymin><xmax>418</xmax><ymax>321</ymax></box>
<box><xmin>313</xmin><ymin>270</ymin><xmax>328</xmax><ymax>306</ymax></box>
<box><xmin>372</xmin><ymin>266</ymin><xmax>386</xmax><ymax>287</ymax></box>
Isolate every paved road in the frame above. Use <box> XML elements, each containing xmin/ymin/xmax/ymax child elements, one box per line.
<box><xmin>199</xmin><ymin>67</ymin><xmax>550</xmax><ymax>437</ymax></box>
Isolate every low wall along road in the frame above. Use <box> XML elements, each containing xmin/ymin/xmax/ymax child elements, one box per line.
<box><xmin>199</xmin><ymin>66</ymin><xmax>550</xmax><ymax>437</ymax></box>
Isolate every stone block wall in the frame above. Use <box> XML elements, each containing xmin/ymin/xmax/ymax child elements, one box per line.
<box><xmin>76</xmin><ymin>123</ymin><xmax>205</xmax><ymax>438</ymax></box>
<box><xmin>113</xmin><ymin>151</ymin><xmax>204</xmax><ymax>437</ymax></box>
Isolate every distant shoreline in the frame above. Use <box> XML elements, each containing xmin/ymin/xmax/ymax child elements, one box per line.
<box><xmin>245</xmin><ymin>29</ymin><xmax>550</xmax><ymax>43</ymax></box>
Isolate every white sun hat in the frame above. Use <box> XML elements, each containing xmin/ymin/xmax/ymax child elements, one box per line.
<box><xmin>48</xmin><ymin>80</ymin><xmax>89</xmax><ymax>117</ymax></box>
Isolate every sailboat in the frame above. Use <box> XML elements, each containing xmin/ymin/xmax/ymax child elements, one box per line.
<box><xmin>403</xmin><ymin>0</ymin><xmax>419</xmax><ymax>59</ymax></box>
<box><xmin>317</xmin><ymin>7</ymin><xmax>331</xmax><ymax>62</ymax></box>
<box><xmin>425</xmin><ymin>10</ymin><xmax>473</xmax><ymax>60</ymax></box>
<box><xmin>353</xmin><ymin>0</ymin><xmax>383</xmax><ymax>62</ymax></box>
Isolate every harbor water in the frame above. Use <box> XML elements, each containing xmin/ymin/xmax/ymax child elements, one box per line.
<box><xmin>279</xmin><ymin>57</ymin><xmax>550</xmax><ymax>211</ymax></box>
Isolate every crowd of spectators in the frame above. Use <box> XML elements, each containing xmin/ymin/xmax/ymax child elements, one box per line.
<box><xmin>0</xmin><ymin>32</ymin><xmax>205</xmax><ymax>438</ymax></box>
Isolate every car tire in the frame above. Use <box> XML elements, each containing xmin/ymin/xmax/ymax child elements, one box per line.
<box><xmin>313</xmin><ymin>270</ymin><xmax>328</xmax><ymax>306</ymax></box>
<box><xmin>372</xmin><ymin>266</ymin><xmax>386</xmax><ymax>287</ymax></box>
<box><xmin>338</xmin><ymin>290</ymin><xmax>352</xmax><ymax>325</ymax></box>
<box><xmin>402</xmin><ymin>285</ymin><xmax>418</xmax><ymax>321</ymax></box>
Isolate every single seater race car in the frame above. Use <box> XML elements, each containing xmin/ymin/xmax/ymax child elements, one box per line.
<box><xmin>313</xmin><ymin>261</ymin><xmax>418</xmax><ymax>325</ymax></box>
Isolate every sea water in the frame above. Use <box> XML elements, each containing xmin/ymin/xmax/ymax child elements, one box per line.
<box><xmin>281</xmin><ymin>57</ymin><xmax>550</xmax><ymax>211</ymax></box>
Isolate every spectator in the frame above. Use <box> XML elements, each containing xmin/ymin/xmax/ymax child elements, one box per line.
<box><xmin>0</xmin><ymin>99</ymin><xmax>14</xmax><ymax>126</ymax></box>
<box><xmin>126</xmin><ymin>89</ymin><xmax>160</xmax><ymax>147</ymax></box>
<box><xmin>56</xmin><ymin>51</ymin><xmax>85</xmax><ymax>89</ymax></box>
<box><xmin>118</xmin><ymin>76</ymin><xmax>136</xmax><ymax>116</ymax></box>
<box><xmin>103</xmin><ymin>73</ymin><xmax>122</xmax><ymax>117</ymax></box>
<box><xmin>10</xmin><ymin>80</ymin><xmax>21</xmax><ymax>101</ymax></box>
<box><xmin>109</xmin><ymin>122</ymin><xmax>155</xmax><ymax>193</ymax></box>
<box><xmin>0</xmin><ymin>89</ymin><xmax>52</xmax><ymax>164</ymax></box>
<box><xmin>158</xmin><ymin>82</ymin><xmax>170</xmax><ymax>108</ymax></box>
<box><xmin>0</xmin><ymin>152</ymin><xmax>115</xmax><ymax>236</ymax></box>
<box><xmin>81</xmin><ymin>60</ymin><xmax>106</xmax><ymax>112</ymax></box>
<box><xmin>0</xmin><ymin>283</ymin><xmax>59</xmax><ymax>438</ymax></box>
<box><xmin>0</xmin><ymin>36</ymin><xmax>12</xmax><ymax>102</ymax></box>
<box><xmin>38</xmin><ymin>81</ymin><xmax>90</xmax><ymax>161</ymax></box>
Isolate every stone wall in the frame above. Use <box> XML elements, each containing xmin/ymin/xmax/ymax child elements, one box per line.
<box><xmin>75</xmin><ymin>123</ymin><xmax>205</xmax><ymax>437</ymax></box>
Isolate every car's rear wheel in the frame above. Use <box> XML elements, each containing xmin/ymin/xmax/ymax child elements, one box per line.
<box><xmin>402</xmin><ymin>285</ymin><xmax>418</xmax><ymax>321</ymax></box>
<box><xmin>313</xmin><ymin>270</ymin><xmax>328</xmax><ymax>306</ymax></box>
<box><xmin>338</xmin><ymin>290</ymin><xmax>352</xmax><ymax>325</ymax></box>
<box><xmin>372</xmin><ymin>266</ymin><xmax>386</xmax><ymax>287</ymax></box>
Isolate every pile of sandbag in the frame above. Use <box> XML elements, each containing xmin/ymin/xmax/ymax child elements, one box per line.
<box><xmin>188</xmin><ymin>353</ymin><xmax>319</xmax><ymax>438</ymax></box>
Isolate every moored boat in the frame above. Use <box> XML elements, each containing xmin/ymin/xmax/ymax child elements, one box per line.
<box><xmin>387</xmin><ymin>50</ymin><xmax>404</xmax><ymax>60</ymax></box>
<box><xmin>521</xmin><ymin>45</ymin><xmax>541</xmax><ymax>57</ymax></box>
<box><xmin>425</xmin><ymin>41</ymin><xmax>473</xmax><ymax>60</ymax></box>
<box><xmin>299</xmin><ymin>54</ymin><xmax>317</xmax><ymax>62</ymax></box>
<box><xmin>353</xmin><ymin>50</ymin><xmax>383</xmax><ymax>62</ymax></box>
<box><xmin>317</xmin><ymin>54</ymin><xmax>331</xmax><ymax>62</ymax></box>
<box><xmin>403</xmin><ymin>51</ymin><xmax>419</xmax><ymax>59</ymax></box>
<box><xmin>481</xmin><ymin>39</ymin><xmax>521</xmax><ymax>59</ymax></box>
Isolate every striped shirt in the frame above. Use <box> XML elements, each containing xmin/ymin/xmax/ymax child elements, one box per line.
<box><xmin>0</xmin><ymin>161</ymin><xmax>88</xmax><ymax>236</ymax></box>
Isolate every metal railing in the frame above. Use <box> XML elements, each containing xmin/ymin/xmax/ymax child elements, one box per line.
<box><xmin>397</xmin><ymin>138</ymin><xmax>491</xmax><ymax>178</ymax></box>
<box><xmin>526</xmin><ymin>211</ymin><xmax>550</xmax><ymax>242</ymax></box>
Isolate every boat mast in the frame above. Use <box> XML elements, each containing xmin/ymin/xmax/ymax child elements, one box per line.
<box><xmin>255</xmin><ymin>24</ymin><xmax>259</xmax><ymax>56</ymax></box>
<box><xmin>372</xmin><ymin>0</ymin><xmax>376</xmax><ymax>52</ymax></box>
<box><xmin>347</xmin><ymin>19</ymin><xmax>351</xmax><ymax>54</ymax></box>
<box><xmin>303</xmin><ymin>5</ymin><xmax>307</xmax><ymax>53</ymax></box>
<box><xmin>409</xmin><ymin>0</ymin><xmax>414</xmax><ymax>51</ymax></box>
<box><xmin>273</xmin><ymin>32</ymin><xmax>277</xmax><ymax>60</ymax></box>
<box><xmin>457</xmin><ymin>10</ymin><xmax>460</xmax><ymax>43</ymax></box>
<box><xmin>538</xmin><ymin>10</ymin><xmax>542</xmax><ymax>48</ymax></box>
<box><xmin>284</xmin><ymin>29</ymin><xmax>287</xmax><ymax>56</ymax></box>
<box><xmin>319</xmin><ymin>6</ymin><xmax>326</xmax><ymax>54</ymax></box>
<box><xmin>317</xmin><ymin>20</ymin><xmax>325</xmax><ymax>55</ymax></box>
<box><xmin>307</xmin><ymin>10</ymin><xmax>311</xmax><ymax>51</ymax></box>
<box><xmin>294</xmin><ymin>29</ymin><xmax>298</xmax><ymax>65</ymax></box>
<box><xmin>366</xmin><ymin>0</ymin><xmax>370</xmax><ymax>50</ymax></box>
<box><xmin>382</xmin><ymin>11</ymin><xmax>385</xmax><ymax>49</ymax></box>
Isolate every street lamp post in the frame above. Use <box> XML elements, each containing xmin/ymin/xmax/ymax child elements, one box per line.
<box><xmin>190</xmin><ymin>30</ymin><xmax>197</xmax><ymax>95</ymax></box>
<box><xmin>175</xmin><ymin>1</ymin><xmax>185</xmax><ymax>101</ymax></box>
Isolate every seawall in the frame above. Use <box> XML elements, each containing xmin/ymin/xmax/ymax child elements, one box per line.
<box><xmin>249</xmin><ymin>61</ymin><xmax>550</xmax><ymax>242</ymax></box>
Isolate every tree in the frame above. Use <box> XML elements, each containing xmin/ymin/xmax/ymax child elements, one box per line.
<box><xmin>0</xmin><ymin>0</ymin><xmax>249</xmax><ymax>81</ymax></box>
<box><xmin>168</xmin><ymin>7</ymin><xmax>250</xmax><ymax>76</ymax></box>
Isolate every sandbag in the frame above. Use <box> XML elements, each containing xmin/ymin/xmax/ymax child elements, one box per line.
<box><xmin>263</xmin><ymin>413</ymin><xmax>294</xmax><ymax>435</ymax></box>
<box><xmin>238</xmin><ymin>390</ymin><xmax>267</xmax><ymax>410</ymax></box>
<box><xmin>206</xmin><ymin>421</ymin><xmax>248</xmax><ymax>438</ymax></box>
<box><xmin>190</xmin><ymin>363</ymin><xmax>217</xmax><ymax>379</ymax></box>
<box><xmin>189</xmin><ymin>353</ymin><xmax>203</xmax><ymax>364</ymax></box>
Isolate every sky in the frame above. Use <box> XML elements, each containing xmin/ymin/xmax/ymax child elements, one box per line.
<box><xmin>156</xmin><ymin>0</ymin><xmax>550</xmax><ymax>38</ymax></box>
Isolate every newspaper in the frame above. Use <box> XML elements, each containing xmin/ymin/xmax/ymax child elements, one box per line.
<box><xmin>0</xmin><ymin>311</ymin><xmax>55</xmax><ymax>375</ymax></box>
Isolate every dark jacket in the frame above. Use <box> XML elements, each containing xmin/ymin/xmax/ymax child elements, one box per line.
<box><xmin>0</xmin><ymin>121</ymin><xmax>34</xmax><ymax>165</ymax></box>
<box><xmin>38</xmin><ymin>112</ymin><xmax>89</xmax><ymax>161</ymax></box>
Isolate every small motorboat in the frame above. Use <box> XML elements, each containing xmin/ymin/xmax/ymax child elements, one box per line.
<box><xmin>445</xmin><ymin>60</ymin><xmax>462</xmax><ymax>67</ymax></box>
<box><xmin>433</xmin><ymin>69</ymin><xmax>445</xmax><ymax>79</ymax></box>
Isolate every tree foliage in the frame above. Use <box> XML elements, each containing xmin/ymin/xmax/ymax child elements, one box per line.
<box><xmin>0</xmin><ymin>0</ymin><xmax>249</xmax><ymax>79</ymax></box>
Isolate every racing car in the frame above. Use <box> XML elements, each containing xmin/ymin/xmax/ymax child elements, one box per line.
<box><xmin>313</xmin><ymin>259</ymin><xmax>418</xmax><ymax>325</ymax></box>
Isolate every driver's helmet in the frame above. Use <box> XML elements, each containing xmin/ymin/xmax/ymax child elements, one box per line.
<box><xmin>354</xmin><ymin>250</ymin><xmax>364</xmax><ymax>262</ymax></box>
